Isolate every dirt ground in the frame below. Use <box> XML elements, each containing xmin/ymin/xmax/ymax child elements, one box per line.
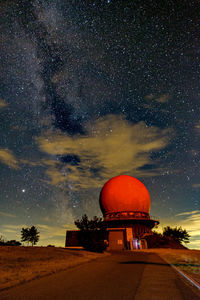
<box><xmin>0</xmin><ymin>246</ymin><xmax>109</xmax><ymax>291</ymax></box>
<box><xmin>141</xmin><ymin>248</ymin><xmax>200</xmax><ymax>285</ymax></box>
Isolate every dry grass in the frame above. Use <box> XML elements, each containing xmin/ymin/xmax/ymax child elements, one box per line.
<box><xmin>1</xmin><ymin>247</ymin><xmax>199</xmax><ymax>292</ymax></box>
<box><xmin>142</xmin><ymin>248</ymin><xmax>200</xmax><ymax>285</ymax></box>
<box><xmin>0</xmin><ymin>246</ymin><xmax>109</xmax><ymax>291</ymax></box>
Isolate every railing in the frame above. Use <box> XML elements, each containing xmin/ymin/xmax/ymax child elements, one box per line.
<box><xmin>104</xmin><ymin>211</ymin><xmax>160</xmax><ymax>223</ymax></box>
<box><xmin>150</xmin><ymin>215</ymin><xmax>160</xmax><ymax>222</ymax></box>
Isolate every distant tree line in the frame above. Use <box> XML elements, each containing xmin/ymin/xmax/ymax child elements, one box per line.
<box><xmin>0</xmin><ymin>226</ymin><xmax>40</xmax><ymax>247</ymax></box>
<box><xmin>0</xmin><ymin>236</ymin><xmax>21</xmax><ymax>246</ymax></box>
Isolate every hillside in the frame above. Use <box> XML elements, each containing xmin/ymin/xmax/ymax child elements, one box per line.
<box><xmin>0</xmin><ymin>246</ymin><xmax>108</xmax><ymax>291</ymax></box>
<box><xmin>145</xmin><ymin>234</ymin><xmax>187</xmax><ymax>249</ymax></box>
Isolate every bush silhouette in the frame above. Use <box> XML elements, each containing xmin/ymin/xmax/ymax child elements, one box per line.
<box><xmin>6</xmin><ymin>240</ymin><xmax>21</xmax><ymax>246</ymax></box>
<box><xmin>163</xmin><ymin>226</ymin><xmax>190</xmax><ymax>244</ymax></box>
<box><xmin>0</xmin><ymin>236</ymin><xmax>21</xmax><ymax>246</ymax></box>
<box><xmin>75</xmin><ymin>214</ymin><xmax>108</xmax><ymax>253</ymax></box>
<box><xmin>145</xmin><ymin>226</ymin><xmax>189</xmax><ymax>249</ymax></box>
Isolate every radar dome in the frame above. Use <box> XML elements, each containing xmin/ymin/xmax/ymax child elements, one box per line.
<box><xmin>100</xmin><ymin>175</ymin><xmax>151</xmax><ymax>215</ymax></box>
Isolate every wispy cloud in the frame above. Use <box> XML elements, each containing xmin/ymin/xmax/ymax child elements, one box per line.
<box><xmin>157</xmin><ymin>211</ymin><xmax>200</xmax><ymax>249</ymax></box>
<box><xmin>192</xmin><ymin>183</ymin><xmax>200</xmax><ymax>188</ymax></box>
<box><xmin>176</xmin><ymin>210</ymin><xmax>200</xmax><ymax>217</ymax></box>
<box><xmin>176</xmin><ymin>210</ymin><xmax>200</xmax><ymax>249</ymax></box>
<box><xmin>0</xmin><ymin>211</ymin><xmax>16</xmax><ymax>218</ymax></box>
<box><xmin>35</xmin><ymin>223</ymin><xmax>76</xmax><ymax>246</ymax></box>
<box><xmin>195</xmin><ymin>122</ymin><xmax>200</xmax><ymax>131</ymax></box>
<box><xmin>37</xmin><ymin>223</ymin><xmax>75</xmax><ymax>237</ymax></box>
<box><xmin>0</xmin><ymin>224</ymin><xmax>27</xmax><ymax>242</ymax></box>
<box><xmin>145</xmin><ymin>94</ymin><xmax>154</xmax><ymax>100</ymax></box>
<box><xmin>2</xmin><ymin>224</ymin><xmax>27</xmax><ymax>230</ymax></box>
<box><xmin>0</xmin><ymin>99</ymin><xmax>7</xmax><ymax>108</ymax></box>
<box><xmin>145</xmin><ymin>94</ymin><xmax>171</xmax><ymax>103</ymax></box>
<box><xmin>36</xmin><ymin>115</ymin><xmax>171</xmax><ymax>189</ymax></box>
<box><xmin>0</xmin><ymin>148</ymin><xmax>19</xmax><ymax>169</ymax></box>
<box><xmin>156</xmin><ymin>94</ymin><xmax>171</xmax><ymax>103</ymax></box>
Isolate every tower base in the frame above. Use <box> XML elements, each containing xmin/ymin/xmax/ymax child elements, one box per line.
<box><xmin>105</xmin><ymin>217</ymin><xmax>159</xmax><ymax>251</ymax></box>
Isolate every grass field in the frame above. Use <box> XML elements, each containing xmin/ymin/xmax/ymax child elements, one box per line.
<box><xmin>143</xmin><ymin>248</ymin><xmax>200</xmax><ymax>285</ymax></box>
<box><xmin>0</xmin><ymin>246</ymin><xmax>108</xmax><ymax>291</ymax></box>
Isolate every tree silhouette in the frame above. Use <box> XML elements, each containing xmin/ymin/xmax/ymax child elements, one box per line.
<box><xmin>21</xmin><ymin>228</ymin><xmax>30</xmax><ymax>245</ymax></box>
<box><xmin>29</xmin><ymin>226</ymin><xmax>40</xmax><ymax>246</ymax></box>
<box><xmin>21</xmin><ymin>226</ymin><xmax>40</xmax><ymax>246</ymax></box>
<box><xmin>74</xmin><ymin>214</ymin><xmax>107</xmax><ymax>252</ymax></box>
<box><xmin>163</xmin><ymin>226</ymin><xmax>190</xmax><ymax>244</ymax></box>
<box><xmin>74</xmin><ymin>214</ymin><xmax>105</xmax><ymax>231</ymax></box>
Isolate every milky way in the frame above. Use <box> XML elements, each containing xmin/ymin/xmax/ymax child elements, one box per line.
<box><xmin>0</xmin><ymin>0</ymin><xmax>199</xmax><ymax>248</ymax></box>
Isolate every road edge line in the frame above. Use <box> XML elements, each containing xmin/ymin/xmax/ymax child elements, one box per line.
<box><xmin>157</xmin><ymin>254</ymin><xmax>200</xmax><ymax>291</ymax></box>
<box><xmin>170</xmin><ymin>264</ymin><xmax>200</xmax><ymax>291</ymax></box>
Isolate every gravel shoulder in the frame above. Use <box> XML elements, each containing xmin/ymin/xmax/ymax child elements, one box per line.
<box><xmin>140</xmin><ymin>248</ymin><xmax>200</xmax><ymax>285</ymax></box>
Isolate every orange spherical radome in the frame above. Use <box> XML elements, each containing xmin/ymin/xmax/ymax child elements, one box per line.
<box><xmin>100</xmin><ymin>175</ymin><xmax>151</xmax><ymax>214</ymax></box>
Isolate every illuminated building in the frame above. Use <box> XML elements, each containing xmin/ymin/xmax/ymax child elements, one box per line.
<box><xmin>66</xmin><ymin>175</ymin><xmax>159</xmax><ymax>250</ymax></box>
<box><xmin>99</xmin><ymin>175</ymin><xmax>159</xmax><ymax>250</ymax></box>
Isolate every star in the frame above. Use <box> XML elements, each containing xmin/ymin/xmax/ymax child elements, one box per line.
<box><xmin>0</xmin><ymin>0</ymin><xmax>199</xmax><ymax>249</ymax></box>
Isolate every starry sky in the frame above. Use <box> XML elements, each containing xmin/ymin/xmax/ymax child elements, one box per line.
<box><xmin>0</xmin><ymin>0</ymin><xmax>199</xmax><ymax>248</ymax></box>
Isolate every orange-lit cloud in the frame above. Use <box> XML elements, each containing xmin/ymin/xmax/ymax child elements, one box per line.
<box><xmin>156</xmin><ymin>94</ymin><xmax>171</xmax><ymax>103</ymax></box>
<box><xmin>195</xmin><ymin>122</ymin><xmax>200</xmax><ymax>133</ymax></box>
<box><xmin>145</xmin><ymin>94</ymin><xmax>170</xmax><ymax>103</ymax></box>
<box><xmin>0</xmin><ymin>148</ymin><xmax>19</xmax><ymax>169</ymax></box>
<box><xmin>192</xmin><ymin>183</ymin><xmax>200</xmax><ymax>189</ymax></box>
<box><xmin>20</xmin><ymin>158</ymin><xmax>58</xmax><ymax>167</ymax></box>
<box><xmin>45</xmin><ymin>168</ymin><xmax>67</xmax><ymax>185</ymax></box>
<box><xmin>36</xmin><ymin>115</ymin><xmax>171</xmax><ymax>189</ymax></box>
<box><xmin>145</xmin><ymin>94</ymin><xmax>154</xmax><ymax>100</ymax></box>
<box><xmin>0</xmin><ymin>99</ymin><xmax>7</xmax><ymax>108</ymax></box>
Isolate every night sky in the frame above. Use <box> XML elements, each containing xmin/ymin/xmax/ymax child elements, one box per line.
<box><xmin>0</xmin><ymin>0</ymin><xmax>199</xmax><ymax>248</ymax></box>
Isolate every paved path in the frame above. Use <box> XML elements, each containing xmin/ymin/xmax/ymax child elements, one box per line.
<box><xmin>0</xmin><ymin>251</ymin><xmax>199</xmax><ymax>300</ymax></box>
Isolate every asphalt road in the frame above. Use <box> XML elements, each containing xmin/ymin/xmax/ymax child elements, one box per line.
<box><xmin>0</xmin><ymin>251</ymin><xmax>200</xmax><ymax>300</ymax></box>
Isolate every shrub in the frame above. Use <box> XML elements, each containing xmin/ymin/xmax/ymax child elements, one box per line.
<box><xmin>163</xmin><ymin>226</ymin><xmax>190</xmax><ymax>244</ymax></box>
<box><xmin>5</xmin><ymin>240</ymin><xmax>21</xmax><ymax>246</ymax></box>
<box><xmin>75</xmin><ymin>215</ymin><xmax>108</xmax><ymax>253</ymax></box>
<box><xmin>145</xmin><ymin>232</ymin><xmax>187</xmax><ymax>249</ymax></box>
